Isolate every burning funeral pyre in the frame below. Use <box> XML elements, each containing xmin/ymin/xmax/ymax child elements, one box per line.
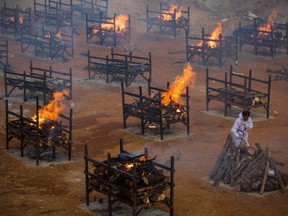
<box><xmin>186</xmin><ymin>22</ymin><xmax>238</xmax><ymax>67</ymax></box>
<box><xmin>122</xmin><ymin>64</ymin><xmax>196</xmax><ymax>139</ymax></box>
<box><xmin>209</xmin><ymin>135</ymin><xmax>288</xmax><ymax>194</ymax></box>
<box><xmin>86</xmin><ymin>13</ymin><xmax>130</xmax><ymax>46</ymax></box>
<box><xmin>235</xmin><ymin>10</ymin><xmax>288</xmax><ymax>57</ymax></box>
<box><xmin>146</xmin><ymin>3</ymin><xmax>190</xmax><ymax>37</ymax></box>
<box><xmin>6</xmin><ymin>90</ymin><xmax>73</xmax><ymax>164</ymax></box>
<box><xmin>91</xmin><ymin>14</ymin><xmax>129</xmax><ymax>35</ymax></box>
<box><xmin>85</xmin><ymin>141</ymin><xmax>175</xmax><ymax>215</ymax></box>
<box><xmin>197</xmin><ymin>22</ymin><xmax>223</xmax><ymax>49</ymax></box>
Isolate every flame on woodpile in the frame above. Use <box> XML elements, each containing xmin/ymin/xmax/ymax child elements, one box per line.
<box><xmin>161</xmin><ymin>5</ymin><xmax>182</xmax><ymax>21</ymax></box>
<box><xmin>258</xmin><ymin>10</ymin><xmax>277</xmax><ymax>35</ymax></box>
<box><xmin>56</xmin><ymin>31</ymin><xmax>61</xmax><ymax>39</ymax></box>
<box><xmin>162</xmin><ymin>63</ymin><xmax>196</xmax><ymax>106</ymax></box>
<box><xmin>92</xmin><ymin>14</ymin><xmax>129</xmax><ymax>34</ymax></box>
<box><xmin>31</xmin><ymin>90</ymin><xmax>68</xmax><ymax>128</ymax></box>
<box><xmin>197</xmin><ymin>22</ymin><xmax>223</xmax><ymax>48</ymax></box>
<box><xmin>124</xmin><ymin>155</ymin><xmax>147</xmax><ymax>171</ymax></box>
<box><xmin>18</xmin><ymin>16</ymin><xmax>23</xmax><ymax>24</ymax></box>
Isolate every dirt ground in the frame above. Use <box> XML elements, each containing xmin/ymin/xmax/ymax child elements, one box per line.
<box><xmin>0</xmin><ymin>0</ymin><xmax>288</xmax><ymax>215</ymax></box>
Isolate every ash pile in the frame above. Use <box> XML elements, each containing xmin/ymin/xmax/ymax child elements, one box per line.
<box><xmin>209</xmin><ymin>135</ymin><xmax>288</xmax><ymax>194</ymax></box>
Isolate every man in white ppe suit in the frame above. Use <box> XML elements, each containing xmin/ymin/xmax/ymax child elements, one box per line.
<box><xmin>231</xmin><ymin>111</ymin><xmax>253</xmax><ymax>147</ymax></box>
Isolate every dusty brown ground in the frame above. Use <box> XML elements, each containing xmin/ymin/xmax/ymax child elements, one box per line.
<box><xmin>0</xmin><ymin>0</ymin><xmax>288</xmax><ymax>215</ymax></box>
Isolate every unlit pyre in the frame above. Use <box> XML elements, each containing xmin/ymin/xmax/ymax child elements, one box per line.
<box><xmin>210</xmin><ymin>135</ymin><xmax>288</xmax><ymax>194</ymax></box>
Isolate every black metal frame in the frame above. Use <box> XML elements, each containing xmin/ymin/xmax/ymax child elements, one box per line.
<box><xmin>186</xmin><ymin>29</ymin><xmax>238</xmax><ymax>67</ymax></box>
<box><xmin>84</xmin><ymin>139</ymin><xmax>175</xmax><ymax>216</ymax></box>
<box><xmin>146</xmin><ymin>2</ymin><xmax>190</xmax><ymax>37</ymax></box>
<box><xmin>0</xmin><ymin>2</ymin><xmax>32</xmax><ymax>37</ymax></box>
<box><xmin>235</xmin><ymin>19</ymin><xmax>288</xmax><ymax>57</ymax></box>
<box><xmin>86</xmin><ymin>47</ymin><xmax>152</xmax><ymax>87</ymax></box>
<box><xmin>206</xmin><ymin>65</ymin><xmax>271</xmax><ymax>118</ymax></box>
<box><xmin>0</xmin><ymin>39</ymin><xmax>9</xmax><ymax>70</ymax></box>
<box><xmin>5</xmin><ymin>97</ymin><xmax>73</xmax><ymax>165</ymax></box>
<box><xmin>121</xmin><ymin>81</ymin><xmax>190</xmax><ymax>140</ymax></box>
<box><xmin>20</xmin><ymin>25</ymin><xmax>74</xmax><ymax>60</ymax></box>
<box><xmin>4</xmin><ymin>61</ymin><xmax>73</xmax><ymax>104</ymax></box>
<box><xmin>86</xmin><ymin>12</ymin><xmax>131</xmax><ymax>47</ymax></box>
<box><xmin>72</xmin><ymin>0</ymin><xmax>109</xmax><ymax>20</ymax></box>
<box><xmin>34</xmin><ymin>0</ymin><xmax>74</xmax><ymax>28</ymax></box>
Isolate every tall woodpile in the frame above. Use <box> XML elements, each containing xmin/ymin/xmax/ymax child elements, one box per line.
<box><xmin>209</xmin><ymin>135</ymin><xmax>288</xmax><ymax>194</ymax></box>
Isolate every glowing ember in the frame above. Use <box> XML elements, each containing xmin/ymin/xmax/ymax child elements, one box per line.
<box><xmin>197</xmin><ymin>22</ymin><xmax>223</xmax><ymax>48</ymax></box>
<box><xmin>56</xmin><ymin>31</ymin><xmax>61</xmax><ymax>39</ymax></box>
<box><xmin>161</xmin><ymin>5</ymin><xmax>182</xmax><ymax>21</ymax></box>
<box><xmin>18</xmin><ymin>16</ymin><xmax>23</xmax><ymax>24</ymax></box>
<box><xmin>123</xmin><ymin>155</ymin><xmax>147</xmax><ymax>170</ymax></box>
<box><xmin>92</xmin><ymin>14</ymin><xmax>129</xmax><ymax>34</ymax></box>
<box><xmin>9</xmin><ymin>17</ymin><xmax>15</xmax><ymax>22</ymax></box>
<box><xmin>125</xmin><ymin>163</ymin><xmax>134</xmax><ymax>169</ymax></box>
<box><xmin>162</xmin><ymin>63</ymin><xmax>196</xmax><ymax>106</ymax></box>
<box><xmin>31</xmin><ymin>90</ymin><xmax>68</xmax><ymax>127</ymax></box>
<box><xmin>44</xmin><ymin>32</ymin><xmax>51</xmax><ymax>38</ymax></box>
<box><xmin>258</xmin><ymin>10</ymin><xmax>277</xmax><ymax>34</ymax></box>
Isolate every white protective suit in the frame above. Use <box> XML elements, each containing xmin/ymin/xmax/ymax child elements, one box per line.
<box><xmin>231</xmin><ymin>112</ymin><xmax>253</xmax><ymax>147</ymax></box>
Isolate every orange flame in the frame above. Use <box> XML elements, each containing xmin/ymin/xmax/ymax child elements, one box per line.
<box><xmin>258</xmin><ymin>10</ymin><xmax>277</xmax><ymax>34</ymax></box>
<box><xmin>56</xmin><ymin>31</ymin><xmax>61</xmax><ymax>39</ymax></box>
<box><xmin>197</xmin><ymin>22</ymin><xmax>223</xmax><ymax>48</ymax></box>
<box><xmin>123</xmin><ymin>155</ymin><xmax>147</xmax><ymax>170</ymax></box>
<box><xmin>162</xmin><ymin>64</ymin><xmax>196</xmax><ymax>106</ymax></box>
<box><xmin>31</xmin><ymin>90</ymin><xmax>68</xmax><ymax>127</ymax></box>
<box><xmin>18</xmin><ymin>16</ymin><xmax>23</xmax><ymax>24</ymax></box>
<box><xmin>93</xmin><ymin>14</ymin><xmax>129</xmax><ymax>34</ymax></box>
<box><xmin>161</xmin><ymin>5</ymin><xmax>182</xmax><ymax>21</ymax></box>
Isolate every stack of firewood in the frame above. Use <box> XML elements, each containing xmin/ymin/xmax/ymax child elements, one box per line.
<box><xmin>210</xmin><ymin>135</ymin><xmax>288</xmax><ymax>194</ymax></box>
<box><xmin>130</xmin><ymin>96</ymin><xmax>188</xmax><ymax>123</ymax></box>
<box><xmin>89</xmin><ymin>153</ymin><xmax>169</xmax><ymax>204</ymax></box>
<box><xmin>9</xmin><ymin>119</ymin><xmax>70</xmax><ymax>148</ymax></box>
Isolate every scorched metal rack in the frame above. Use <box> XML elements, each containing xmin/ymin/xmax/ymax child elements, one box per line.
<box><xmin>206</xmin><ymin>65</ymin><xmax>272</xmax><ymax>118</ymax></box>
<box><xmin>0</xmin><ymin>2</ymin><xmax>32</xmax><ymax>37</ymax></box>
<box><xmin>121</xmin><ymin>81</ymin><xmax>190</xmax><ymax>140</ymax></box>
<box><xmin>186</xmin><ymin>29</ymin><xmax>238</xmax><ymax>67</ymax></box>
<box><xmin>146</xmin><ymin>2</ymin><xmax>190</xmax><ymax>37</ymax></box>
<box><xmin>234</xmin><ymin>18</ymin><xmax>288</xmax><ymax>57</ymax></box>
<box><xmin>84</xmin><ymin>139</ymin><xmax>175</xmax><ymax>216</ymax></box>
<box><xmin>86</xmin><ymin>12</ymin><xmax>131</xmax><ymax>47</ymax></box>
<box><xmin>5</xmin><ymin>97</ymin><xmax>73</xmax><ymax>165</ymax></box>
<box><xmin>85</xmin><ymin>47</ymin><xmax>152</xmax><ymax>87</ymax></box>
<box><xmin>4</xmin><ymin>60</ymin><xmax>73</xmax><ymax>104</ymax></box>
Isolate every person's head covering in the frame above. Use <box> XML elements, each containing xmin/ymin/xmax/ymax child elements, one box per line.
<box><xmin>242</xmin><ymin>110</ymin><xmax>250</xmax><ymax>117</ymax></box>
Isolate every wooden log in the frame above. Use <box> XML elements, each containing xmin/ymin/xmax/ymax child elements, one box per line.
<box><xmin>255</xmin><ymin>143</ymin><xmax>262</xmax><ymax>152</ymax></box>
<box><xmin>260</xmin><ymin>161</ymin><xmax>270</xmax><ymax>195</ymax></box>
<box><xmin>213</xmin><ymin>157</ymin><xmax>234</xmax><ymax>185</ymax></box>
<box><xmin>209</xmin><ymin>134</ymin><xmax>232</xmax><ymax>179</ymax></box>
<box><xmin>269</xmin><ymin>156</ymin><xmax>286</xmax><ymax>194</ymax></box>
<box><xmin>230</xmin><ymin>149</ymin><xmax>240</xmax><ymax>185</ymax></box>
<box><xmin>233</xmin><ymin>150</ymin><xmax>268</xmax><ymax>186</ymax></box>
